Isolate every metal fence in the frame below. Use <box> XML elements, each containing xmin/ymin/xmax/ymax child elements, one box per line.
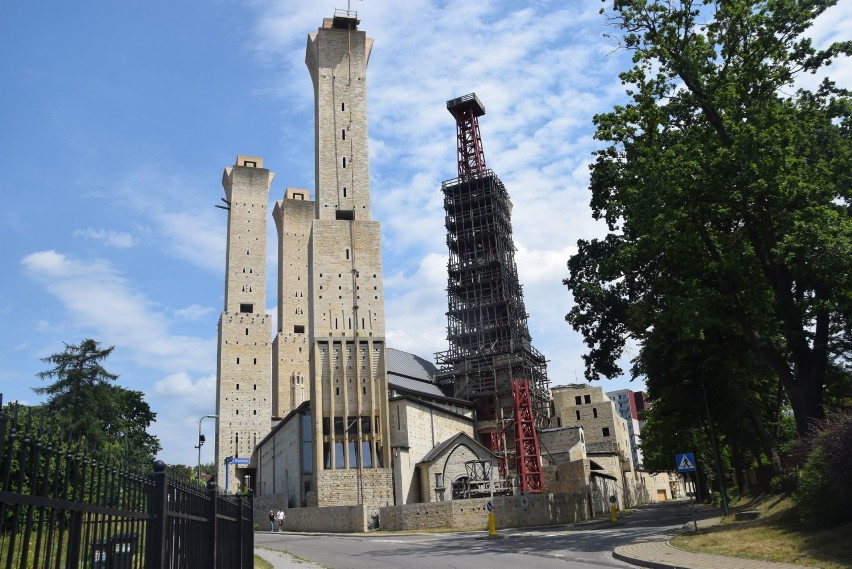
<box><xmin>0</xmin><ymin>396</ymin><xmax>253</xmax><ymax>569</ymax></box>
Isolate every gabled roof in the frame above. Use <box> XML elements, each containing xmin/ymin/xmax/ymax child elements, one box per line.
<box><xmin>417</xmin><ymin>431</ymin><xmax>495</xmax><ymax>465</ymax></box>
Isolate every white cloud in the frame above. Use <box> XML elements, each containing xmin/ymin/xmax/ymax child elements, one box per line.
<box><xmin>20</xmin><ymin>250</ymin><xmax>216</xmax><ymax>376</ymax></box>
<box><xmin>73</xmin><ymin>228</ymin><xmax>136</xmax><ymax>248</ymax></box>
<box><xmin>175</xmin><ymin>304</ymin><xmax>215</xmax><ymax>321</ymax></box>
<box><xmin>150</xmin><ymin>372</ymin><xmax>218</xmax><ymax>465</ymax></box>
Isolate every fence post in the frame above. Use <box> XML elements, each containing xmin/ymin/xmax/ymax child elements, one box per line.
<box><xmin>208</xmin><ymin>478</ymin><xmax>218</xmax><ymax>568</ymax></box>
<box><xmin>146</xmin><ymin>460</ymin><xmax>168</xmax><ymax>569</ymax></box>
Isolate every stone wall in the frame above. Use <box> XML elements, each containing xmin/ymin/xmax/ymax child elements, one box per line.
<box><xmin>254</xmin><ymin>494</ymin><xmax>372</xmax><ymax>532</ymax></box>
<box><xmin>380</xmin><ymin>493</ymin><xmax>589</xmax><ymax>532</ymax></box>
<box><xmin>313</xmin><ymin>468</ymin><xmax>393</xmax><ymax>509</ymax></box>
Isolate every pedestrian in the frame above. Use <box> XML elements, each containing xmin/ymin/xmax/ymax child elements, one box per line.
<box><xmin>276</xmin><ymin>509</ymin><xmax>285</xmax><ymax>531</ymax></box>
<box><xmin>268</xmin><ymin>510</ymin><xmax>274</xmax><ymax>532</ymax></box>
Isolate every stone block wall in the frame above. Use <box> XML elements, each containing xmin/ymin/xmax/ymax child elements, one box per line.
<box><xmin>254</xmin><ymin>494</ymin><xmax>371</xmax><ymax>532</ymax></box>
<box><xmin>380</xmin><ymin>493</ymin><xmax>590</xmax><ymax>532</ymax></box>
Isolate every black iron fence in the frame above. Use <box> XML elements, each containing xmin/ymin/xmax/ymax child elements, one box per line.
<box><xmin>0</xmin><ymin>396</ymin><xmax>253</xmax><ymax>568</ymax></box>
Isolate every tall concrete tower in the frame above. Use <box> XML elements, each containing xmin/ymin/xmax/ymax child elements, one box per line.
<box><xmin>215</xmin><ymin>155</ymin><xmax>273</xmax><ymax>492</ymax></box>
<box><xmin>271</xmin><ymin>10</ymin><xmax>391</xmax><ymax>508</ymax></box>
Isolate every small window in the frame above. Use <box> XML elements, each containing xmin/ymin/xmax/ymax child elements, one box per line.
<box><xmin>593</xmin><ymin>407</ymin><xmax>598</xmax><ymax>418</ymax></box>
<box><xmin>242</xmin><ymin>160</ymin><xmax>257</xmax><ymax>167</ymax></box>
<box><xmin>343</xmin><ymin>187</ymin><xmax>347</xmax><ymax>197</ymax></box>
<box><xmin>245</xmin><ymin>328</ymin><xmax>249</xmax><ymax>336</ymax></box>
<box><xmin>342</xmin><ymin>129</ymin><xmax>346</xmax><ymax>140</ymax></box>
<box><xmin>557</xmin><ymin>417</ymin><xmax>562</xmax><ymax>427</ymax></box>
<box><xmin>584</xmin><ymin>394</ymin><xmax>591</xmax><ymax>404</ymax></box>
<box><xmin>341</xmin><ymin>102</ymin><xmax>345</xmax><ymax>111</ymax></box>
<box><xmin>345</xmin><ymin>249</ymin><xmax>349</xmax><ymax>259</ymax></box>
<box><xmin>575</xmin><ymin>410</ymin><xmax>580</xmax><ymax>421</ymax></box>
<box><xmin>236</xmin><ymin>383</ymin><xmax>240</xmax><ymax>390</ymax></box>
<box><xmin>236</xmin><ymin>358</ymin><xmax>240</xmax><ymax>364</ymax></box>
<box><xmin>575</xmin><ymin>396</ymin><xmax>582</xmax><ymax>405</ymax></box>
<box><xmin>602</xmin><ymin>427</ymin><xmax>610</xmax><ymax>437</ymax></box>
<box><xmin>253</xmin><ymin>358</ymin><xmax>257</xmax><ymax>365</ymax></box>
<box><xmin>335</xmin><ymin>210</ymin><xmax>355</xmax><ymax>221</ymax></box>
<box><xmin>294</xmin><ymin>325</ymin><xmax>305</xmax><ymax>334</ymax></box>
<box><xmin>342</xmin><ymin>157</ymin><xmax>347</xmax><ymax>168</ymax></box>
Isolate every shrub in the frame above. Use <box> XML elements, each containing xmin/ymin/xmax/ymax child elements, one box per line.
<box><xmin>795</xmin><ymin>411</ymin><xmax>852</xmax><ymax>526</ymax></box>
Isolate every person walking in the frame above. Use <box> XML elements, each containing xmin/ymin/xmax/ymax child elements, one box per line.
<box><xmin>276</xmin><ymin>509</ymin><xmax>285</xmax><ymax>531</ymax></box>
<box><xmin>268</xmin><ymin>510</ymin><xmax>275</xmax><ymax>532</ymax></box>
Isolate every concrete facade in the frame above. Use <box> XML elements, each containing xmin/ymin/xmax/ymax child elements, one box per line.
<box><xmin>606</xmin><ymin>388</ymin><xmax>646</xmax><ymax>469</ymax></box>
<box><xmin>215</xmin><ymin>156</ymin><xmax>274</xmax><ymax>493</ymax></box>
<box><xmin>272</xmin><ymin>188</ymin><xmax>313</xmax><ymax>418</ymax></box>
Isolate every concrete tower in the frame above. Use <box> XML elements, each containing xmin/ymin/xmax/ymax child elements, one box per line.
<box><xmin>271</xmin><ymin>188</ymin><xmax>313</xmax><ymax>418</ymax></box>
<box><xmin>215</xmin><ymin>155</ymin><xmax>273</xmax><ymax>492</ymax></box>
<box><xmin>270</xmin><ymin>10</ymin><xmax>391</xmax><ymax>508</ymax></box>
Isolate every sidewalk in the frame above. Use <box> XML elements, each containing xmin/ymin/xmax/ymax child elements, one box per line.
<box><xmin>613</xmin><ymin>510</ymin><xmax>817</xmax><ymax>569</ymax></box>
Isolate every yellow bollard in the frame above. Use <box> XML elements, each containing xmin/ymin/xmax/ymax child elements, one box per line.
<box><xmin>488</xmin><ymin>512</ymin><xmax>496</xmax><ymax>536</ymax></box>
<box><xmin>610</xmin><ymin>504</ymin><xmax>618</xmax><ymax>524</ymax></box>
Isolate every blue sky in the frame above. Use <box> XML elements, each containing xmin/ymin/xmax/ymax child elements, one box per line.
<box><xmin>2</xmin><ymin>1</ymin><xmax>849</xmax><ymax>467</ymax></box>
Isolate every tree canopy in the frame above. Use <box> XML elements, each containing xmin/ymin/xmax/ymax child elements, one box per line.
<box><xmin>34</xmin><ymin>338</ymin><xmax>160</xmax><ymax>463</ymax></box>
<box><xmin>565</xmin><ymin>0</ymin><xmax>851</xmax><ymax>444</ymax></box>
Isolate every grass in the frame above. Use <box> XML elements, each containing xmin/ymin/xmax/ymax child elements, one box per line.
<box><xmin>672</xmin><ymin>494</ymin><xmax>852</xmax><ymax>569</ymax></box>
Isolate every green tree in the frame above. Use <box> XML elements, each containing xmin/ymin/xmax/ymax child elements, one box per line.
<box><xmin>565</xmin><ymin>0</ymin><xmax>852</xmax><ymax>438</ymax></box>
<box><xmin>33</xmin><ymin>339</ymin><xmax>160</xmax><ymax>463</ymax></box>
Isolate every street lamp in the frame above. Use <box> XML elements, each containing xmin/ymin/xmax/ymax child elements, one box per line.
<box><xmin>196</xmin><ymin>414</ymin><xmax>219</xmax><ymax>484</ymax></box>
<box><xmin>683</xmin><ymin>380</ymin><xmax>728</xmax><ymax>516</ymax></box>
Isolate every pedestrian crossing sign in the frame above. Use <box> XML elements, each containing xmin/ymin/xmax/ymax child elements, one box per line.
<box><xmin>676</xmin><ymin>453</ymin><xmax>696</xmax><ymax>472</ymax></box>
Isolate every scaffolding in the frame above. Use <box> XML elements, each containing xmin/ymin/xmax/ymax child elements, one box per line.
<box><xmin>436</xmin><ymin>94</ymin><xmax>550</xmax><ymax>490</ymax></box>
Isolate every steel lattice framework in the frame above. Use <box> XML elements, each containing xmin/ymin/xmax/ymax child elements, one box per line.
<box><xmin>436</xmin><ymin>94</ymin><xmax>549</xmax><ymax>490</ymax></box>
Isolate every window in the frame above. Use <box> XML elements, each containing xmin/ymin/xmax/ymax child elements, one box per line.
<box><xmin>342</xmin><ymin>129</ymin><xmax>346</xmax><ymax>140</ymax></box>
<box><xmin>342</xmin><ymin>157</ymin><xmax>347</xmax><ymax>168</ymax></box>
<box><xmin>593</xmin><ymin>408</ymin><xmax>598</xmax><ymax>418</ymax></box>
<box><xmin>575</xmin><ymin>410</ymin><xmax>580</xmax><ymax>421</ymax></box>
<box><xmin>575</xmin><ymin>395</ymin><xmax>582</xmax><ymax>405</ymax></box>
<box><xmin>239</xmin><ymin>303</ymin><xmax>253</xmax><ymax>313</ymax></box>
<box><xmin>584</xmin><ymin>394</ymin><xmax>591</xmax><ymax>404</ymax></box>
<box><xmin>602</xmin><ymin>427</ymin><xmax>610</xmax><ymax>437</ymax></box>
<box><xmin>294</xmin><ymin>325</ymin><xmax>305</xmax><ymax>334</ymax></box>
<box><xmin>335</xmin><ymin>210</ymin><xmax>354</xmax><ymax>220</ymax></box>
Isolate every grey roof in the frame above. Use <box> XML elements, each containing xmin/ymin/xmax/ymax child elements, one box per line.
<box><xmin>387</xmin><ymin>348</ymin><xmax>437</xmax><ymax>381</ymax></box>
<box><xmin>388</xmin><ymin>373</ymin><xmax>447</xmax><ymax>398</ymax></box>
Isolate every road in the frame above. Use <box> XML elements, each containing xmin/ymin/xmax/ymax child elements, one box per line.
<box><xmin>256</xmin><ymin>501</ymin><xmax>716</xmax><ymax>568</ymax></box>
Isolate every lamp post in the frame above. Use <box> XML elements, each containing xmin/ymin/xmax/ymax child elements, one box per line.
<box><xmin>196</xmin><ymin>414</ymin><xmax>219</xmax><ymax>484</ymax></box>
<box><xmin>683</xmin><ymin>380</ymin><xmax>728</xmax><ymax>516</ymax></box>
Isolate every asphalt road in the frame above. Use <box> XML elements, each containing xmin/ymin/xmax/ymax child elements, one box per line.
<box><xmin>256</xmin><ymin>501</ymin><xmax>713</xmax><ymax>569</ymax></box>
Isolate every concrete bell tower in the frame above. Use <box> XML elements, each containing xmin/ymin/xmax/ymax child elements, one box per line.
<box><xmin>215</xmin><ymin>155</ymin><xmax>273</xmax><ymax>493</ymax></box>
<box><xmin>301</xmin><ymin>10</ymin><xmax>391</xmax><ymax>507</ymax></box>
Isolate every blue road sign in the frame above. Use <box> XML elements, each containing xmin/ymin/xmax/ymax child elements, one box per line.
<box><xmin>676</xmin><ymin>453</ymin><xmax>696</xmax><ymax>472</ymax></box>
<box><xmin>230</xmin><ymin>457</ymin><xmax>250</xmax><ymax>465</ymax></box>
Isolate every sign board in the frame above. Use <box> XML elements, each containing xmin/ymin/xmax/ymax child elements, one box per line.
<box><xmin>230</xmin><ymin>457</ymin><xmax>250</xmax><ymax>465</ymax></box>
<box><xmin>676</xmin><ymin>453</ymin><xmax>696</xmax><ymax>473</ymax></box>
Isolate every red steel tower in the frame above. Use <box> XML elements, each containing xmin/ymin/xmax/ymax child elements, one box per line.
<box><xmin>436</xmin><ymin>93</ymin><xmax>548</xmax><ymax>494</ymax></box>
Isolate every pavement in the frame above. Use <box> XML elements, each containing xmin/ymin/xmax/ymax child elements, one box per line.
<box><xmin>255</xmin><ymin>505</ymin><xmax>818</xmax><ymax>569</ymax></box>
